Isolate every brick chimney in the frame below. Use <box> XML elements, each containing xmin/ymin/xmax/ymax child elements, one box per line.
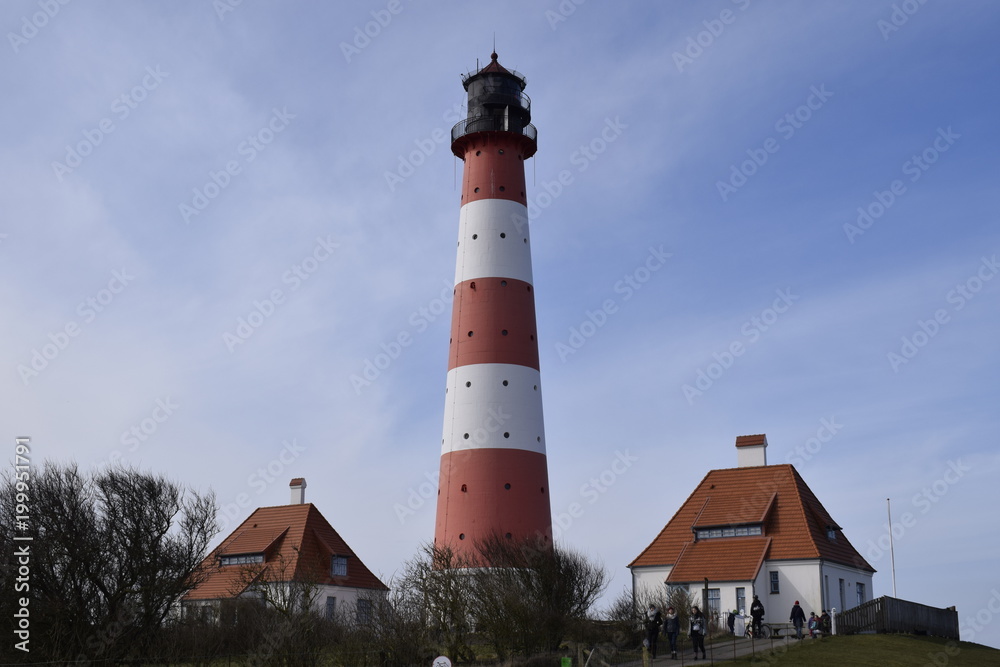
<box><xmin>289</xmin><ymin>478</ymin><xmax>307</xmax><ymax>504</ymax></box>
<box><xmin>735</xmin><ymin>434</ymin><xmax>768</xmax><ymax>467</ymax></box>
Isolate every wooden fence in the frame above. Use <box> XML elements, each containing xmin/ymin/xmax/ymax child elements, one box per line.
<box><xmin>836</xmin><ymin>595</ymin><xmax>959</xmax><ymax>640</ymax></box>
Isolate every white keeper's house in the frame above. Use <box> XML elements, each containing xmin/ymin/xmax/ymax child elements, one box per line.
<box><xmin>182</xmin><ymin>478</ymin><xmax>387</xmax><ymax>622</ymax></box>
<box><xmin>629</xmin><ymin>435</ymin><xmax>874</xmax><ymax>625</ymax></box>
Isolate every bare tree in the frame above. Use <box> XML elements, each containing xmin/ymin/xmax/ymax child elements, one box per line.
<box><xmin>227</xmin><ymin>548</ymin><xmax>325</xmax><ymax>616</ymax></box>
<box><xmin>219</xmin><ymin>550</ymin><xmax>330</xmax><ymax>667</ymax></box>
<box><xmin>472</xmin><ymin>534</ymin><xmax>609</xmax><ymax>660</ymax></box>
<box><xmin>605</xmin><ymin>584</ymin><xmax>696</xmax><ymax>651</ymax></box>
<box><xmin>344</xmin><ymin>584</ymin><xmax>435</xmax><ymax>667</ymax></box>
<box><xmin>0</xmin><ymin>462</ymin><xmax>217</xmax><ymax>663</ymax></box>
<box><xmin>393</xmin><ymin>542</ymin><xmax>478</xmax><ymax>663</ymax></box>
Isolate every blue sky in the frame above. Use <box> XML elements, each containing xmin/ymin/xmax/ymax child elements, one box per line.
<box><xmin>3</xmin><ymin>0</ymin><xmax>999</xmax><ymax>650</ymax></box>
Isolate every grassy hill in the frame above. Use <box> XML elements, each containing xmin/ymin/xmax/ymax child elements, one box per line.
<box><xmin>720</xmin><ymin>634</ymin><xmax>1000</xmax><ymax>666</ymax></box>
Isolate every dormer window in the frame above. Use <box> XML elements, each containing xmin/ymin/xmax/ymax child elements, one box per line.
<box><xmin>331</xmin><ymin>555</ymin><xmax>348</xmax><ymax>577</ymax></box>
<box><xmin>827</xmin><ymin>526</ymin><xmax>838</xmax><ymax>540</ymax></box>
<box><xmin>696</xmin><ymin>525</ymin><xmax>762</xmax><ymax>540</ymax></box>
<box><xmin>220</xmin><ymin>553</ymin><xmax>264</xmax><ymax>566</ymax></box>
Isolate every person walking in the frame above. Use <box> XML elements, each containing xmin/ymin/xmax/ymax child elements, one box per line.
<box><xmin>645</xmin><ymin>604</ymin><xmax>662</xmax><ymax>659</ymax></box>
<box><xmin>689</xmin><ymin>605</ymin><xmax>707</xmax><ymax>661</ymax></box>
<box><xmin>750</xmin><ymin>595</ymin><xmax>765</xmax><ymax>637</ymax></box>
<box><xmin>663</xmin><ymin>606</ymin><xmax>681</xmax><ymax>659</ymax></box>
<box><xmin>790</xmin><ymin>600</ymin><xmax>806</xmax><ymax>639</ymax></box>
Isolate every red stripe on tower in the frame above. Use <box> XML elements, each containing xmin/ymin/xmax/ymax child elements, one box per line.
<box><xmin>435</xmin><ymin>53</ymin><xmax>552</xmax><ymax>563</ymax></box>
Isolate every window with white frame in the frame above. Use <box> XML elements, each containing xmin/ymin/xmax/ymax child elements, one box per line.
<box><xmin>707</xmin><ymin>588</ymin><xmax>721</xmax><ymax>624</ymax></box>
<box><xmin>325</xmin><ymin>596</ymin><xmax>336</xmax><ymax>620</ymax></box>
<box><xmin>769</xmin><ymin>571</ymin><xmax>779</xmax><ymax>594</ymax></box>
<box><xmin>220</xmin><ymin>553</ymin><xmax>264</xmax><ymax>566</ymax></box>
<box><xmin>331</xmin><ymin>555</ymin><xmax>348</xmax><ymax>577</ymax></box>
<box><xmin>696</xmin><ymin>525</ymin><xmax>762</xmax><ymax>539</ymax></box>
<box><xmin>856</xmin><ymin>582</ymin><xmax>866</xmax><ymax>606</ymax></box>
<box><xmin>736</xmin><ymin>587</ymin><xmax>746</xmax><ymax>614</ymax></box>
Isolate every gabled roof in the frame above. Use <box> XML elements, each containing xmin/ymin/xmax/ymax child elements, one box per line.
<box><xmin>184</xmin><ymin>503</ymin><xmax>387</xmax><ymax>601</ymax></box>
<box><xmin>667</xmin><ymin>537</ymin><xmax>771</xmax><ymax>583</ymax></box>
<box><xmin>223</xmin><ymin>525</ymin><xmax>288</xmax><ymax>555</ymax></box>
<box><xmin>629</xmin><ymin>464</ymin><xmax>874</xmax><ymax>578</ymax></box>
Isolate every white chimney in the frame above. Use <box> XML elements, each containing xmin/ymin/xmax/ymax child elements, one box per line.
<box><xmin>289</xmin><ymin>477</ymin><xmax>307</xmax><ymax>504</ymax></box>
<box><xmin>735</xmin><ymin>434</ymin><xmax>768</xmax><ymax>467</ymax></box>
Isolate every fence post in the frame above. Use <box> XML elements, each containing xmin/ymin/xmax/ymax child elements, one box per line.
<box><xmin>831</xmin><ymin>607</ymin><xmax>837</xmax><ymax>635</ymax></box>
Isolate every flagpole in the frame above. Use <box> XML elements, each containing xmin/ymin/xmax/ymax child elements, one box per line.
<box><xmin>887</xmin><ymin>498</ymin><xmax>897</xmax><ymax>598</ymax></box>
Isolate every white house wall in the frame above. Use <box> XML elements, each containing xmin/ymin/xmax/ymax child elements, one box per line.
<box><xmin>178</xmin><ymin>583</ymin><xmax>381</xmax><ymax>624</ymax></box>
<box><xmin>819</xmin><ymin>561</ymin><xmax>874</xmax><ymax>614</ymax></box>
<box><xmin>688</xmin><ymin>582</ymin><xmax>755</xmax><ymax>622</ymax></box>
<box><xmin>635</xmin><ymin>567</ymin><xmax>753</xmax><ymax>624</ymax></box>
<box><xmin>752</xmin><ymin>560</ymin><xmax>823</xmax><ymax>625</ymax></box>
<box><xmin>631</xmin><ymin>558</ymin><xmax>873</xmax><ymax>628</ymax></box>
<box><xmin>632</xmin><ymin>565</ymin><xmax>672</xmax><ymax>599</ymax></box>
<box><xmin>312</xmin><ymin>584</ymin><xmax>377</xmax><ymax>620</ymax></box>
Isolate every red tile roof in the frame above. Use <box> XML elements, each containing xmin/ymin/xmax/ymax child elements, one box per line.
<box><xmin>693</xmin><ymin>490</ymin><xmax>776</xmax><ymax>527</ymax></box>
<box><xmin>667</xmin><ymin>537</ymin><xmax>771</xmax><ymax>583</ymax></box>
<box><xmin>629</xmin><ymin>464</ymin><xmax>874</xmax><ymax>578</ymax></box>
<box><xmin>223</xmin><ymin>525</ymin><xmax>288</xmax><ymax>555</ymax></box>
<box><xmin>479</xmin><ymin>52</ymin><xmax>511</xmax><ymax>75</ymax></box>
<box><xmin>184</xmin><ymin>503</ymin><xmax>387</xmax><ymax>601</ymax></box>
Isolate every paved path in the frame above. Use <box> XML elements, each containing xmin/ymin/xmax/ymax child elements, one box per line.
<box><xmin>645</xmin><ymin>633</ymin><xmax>807</xmax><ymax>665</ymax></box>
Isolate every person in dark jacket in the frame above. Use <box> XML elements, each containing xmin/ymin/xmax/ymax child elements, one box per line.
<box><xmin>644</xmin><ymin>604</ymin><xmax>662</xmax><ymax>658</ymax></box>
<box><xmin>790</xmin><ymin>600</ymin><xmax>806</xmax><ymax>639</ymax></box>
<box><xmin>750</xmin><ymin>595</ymin><xmax>765</xmax><ymax>637</ymax></box>
<box><xmin>689</xmin><ymin>605</ymin><xmax>707</xmax><ymax>660</ymax></box>
<box><xmin>663</xmin><ymin>606</ymin><xmax>681</xmax><ymax>659</ymax></box>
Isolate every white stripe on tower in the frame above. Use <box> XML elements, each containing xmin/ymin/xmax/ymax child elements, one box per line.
<box><xmin>435</xmin><ymin>53</ymin><xmax>552</xmax><ymax>562</ymax></box>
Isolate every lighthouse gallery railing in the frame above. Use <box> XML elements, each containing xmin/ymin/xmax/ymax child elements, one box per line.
<box><xmin>451</xmin><ymin>117</ymin><xmax>537</xmax><ymax>144</ymax></box>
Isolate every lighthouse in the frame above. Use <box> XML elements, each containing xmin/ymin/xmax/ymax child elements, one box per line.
<box><xmin>434</xmin><ymin>53</ymin><xmax>552</xmax><ymax>562</ymax></box>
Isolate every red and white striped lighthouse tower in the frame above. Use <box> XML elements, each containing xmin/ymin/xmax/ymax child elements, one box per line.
<box><xmin>434</xmin><ymin>53</ymin><xmax>552</xmax><ymax>561</ymax></box>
